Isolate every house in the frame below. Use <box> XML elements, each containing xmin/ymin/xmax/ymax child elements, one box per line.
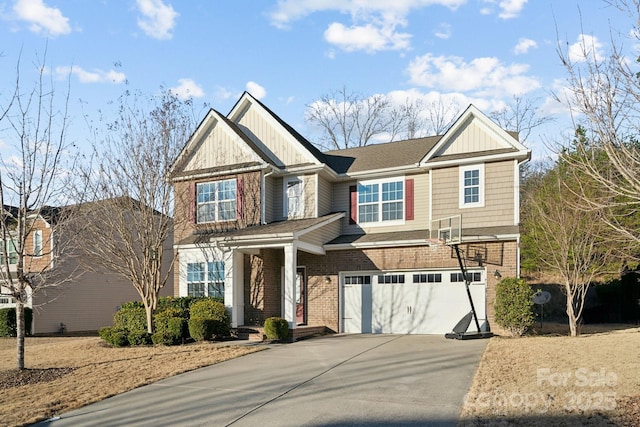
<box><xmin>0</xmin><ymin>199</ymin><xmax>173</xmax><ymax>335</ymax></box>
<box><xmin>169</xmin><ymin>92</ymin><xmax>530</xmax><ymax>336</ymax></box>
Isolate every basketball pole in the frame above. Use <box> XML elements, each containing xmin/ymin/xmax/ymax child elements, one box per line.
<box><xmin>453</xmin><ymin>243</ymin><xmax>482</xmax><ymax>332</ymax></box>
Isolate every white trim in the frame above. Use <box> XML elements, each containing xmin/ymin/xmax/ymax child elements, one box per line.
<box><xmin>356</xmin><ymin>176</ymin><xmax>406</xmax><ymax>227</ymax></box>
<box><xmin>325</xmin><ymin>233</ymin><xmax>520</xmax><ymax>251</ymax></box>
<box><xmin>513</xmin><ymin>159</ymin><xmax>520</xmax><ymax>225</ymax></box>
<box><xmin>459</xmin><ymin>164</ymin><xmax>485</xmax><ymax>209</ymax></box>
<box><xmin>314</xmin><ymin>174</ymin><xmax>319</xmax><ymax>218</ymax></box>
<box><xmin>172</xmin><ymin>164</ymin><xmax>268</xmax><ymax>183</ymax></box>
<box><xmin>283</xmin><ymin>176</ymin><xmax>304</xmax><ymax>219</ymax></box>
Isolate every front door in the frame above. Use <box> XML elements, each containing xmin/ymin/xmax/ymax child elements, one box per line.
<box><xmin>296</xmin><ymin>267</ymin><xmax>307</xmax><ymax>325</ymax></box>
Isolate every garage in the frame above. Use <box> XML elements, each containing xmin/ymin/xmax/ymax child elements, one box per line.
<box><xmin>341</xmin><ymin>269</ymin><xmax>487</xmax><ymax>334</ymax></box>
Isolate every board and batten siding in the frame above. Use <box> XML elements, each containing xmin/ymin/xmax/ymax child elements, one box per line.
<box><xmin>235</xmin><ymin>107</ymin><xmax>309</xmax><ymax>167</ymax></box>
<box><xmin>332</xmin><ymin>173</ymin><xmax>429</xmax><ymax>235</ymax></box>
<box><xmin>183</xmin><ymin>120</ymin><xmax>256</xmax><ymax>171</ymax></box>
<box><xmin>436</xmin><ymin>119</ymin><xmax>506</xmax><ymax>156</ymax></box>
<box><xmin>431</xmin><ymin>160</ymin><xmax>515</xmax><ymax>228</ymax></box>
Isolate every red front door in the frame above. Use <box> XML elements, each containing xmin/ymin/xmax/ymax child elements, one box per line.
<box><xmin>295</xmin><ymin>267</ymin><xmax>306</xmax><ymax>325</ymax></box>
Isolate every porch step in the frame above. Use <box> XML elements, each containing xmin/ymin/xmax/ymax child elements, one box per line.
<box><xmin>235</xmin><ymin>327</ymin><xmax>265</xmax><ymax>342</ymax></box>
<box><xmin>235</xmin><ymin>325</ymin><xmax>329</xmax><ymax>343</ymax></box>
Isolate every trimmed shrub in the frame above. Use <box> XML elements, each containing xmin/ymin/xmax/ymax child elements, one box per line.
<box><xmin>155</xmin><ymin>308</ymin><xmax>187</xmax><ymax>332</ymax></box>
<box><xmin>113</xmin><ymin>305</ymin><xmax>147</xmax><ymax>333</ymax></box>
<box><xmin>168</xmin><ymin>317</ymin><xmax>187</xmax><ymax>341</ymax></box>
<box><xmin>127</xmin><ymin>330</ymin><xmax>152</xmax><ymax>346</ymax></box>
<box><xmin>99</xmin><ymin>326</ymin><xmax>129</xmax><ymax>347</ymax></box>
<box><xmin>264</xmin><ymin>317</ymin><xmax>289</xmax><ymax>340</ymax></box>
<box><xmin>0</xmin><ymin>307</ymin><xmax>33</xmax><ymax>337</ymax></box>
<box><xmin>189</xmin><ymin>298</ymin><xmax>230</xmax><ymax>337</ymax></box>
<box><xmin>188</xmin><ymin>317</ymin><xmax>216</xmax><ymax>342</ymax></box>
<box><xmin>494</xmin><ymin>278</ymin><xmax>535</xmax><ymax>336</ymax></box>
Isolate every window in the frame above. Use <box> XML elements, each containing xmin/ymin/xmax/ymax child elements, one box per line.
<box><xmin>358</xmin><ymin>178</ymin><xmax>404</xmax><ymax>224</ymax></box>
<box><xmin>413</xmin><ymin>273</ymin><xmax>442</xmax><ymax>283</ymax></box>
<box><xmin>377</xmin><ymin>274</ymin><xmax>405</xmax><ymax>284</ymax></box>
<box><xmin>451</xmin><ymin>272</ymin><xmax>482</xmax><ymax>283</ymax></box>
<box><xmin>197</xmin><ymin>179</ymin><xmax>236</xmax><ymax>223</ymax></box>
<box><xmin>187</xmin><ymin>261</ymin><xmax>225</xmax><ymax>298</ymax></box>
<box><xmin>344</xmin><ymin>275</ymin><xmax>371</xmax><ymax>285</ymax></box>
<box><xmin>284</xmin><ymin>177</ymin><xmax>304</xmax><ymax>219</ymax></box>
<box><xmin>33</xmin><ymin>230</ymin><xmax>43</xmax><ymax>257</ymax></box>
<box><xmin>459</xmin><ymin>165</ymin><xmax>484</xmax><ymax>208</ymax></box>
<box><xmin>0</xmin><ymin>240</ymin><xmax>17</xmax><ymax>265</ymax></box>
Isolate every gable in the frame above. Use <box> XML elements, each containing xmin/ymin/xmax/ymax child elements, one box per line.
<box><xmin>170</xmin><ymin>110</ymin><xmax>267</xmax><ymax>177</ymax></box>
<box><xmin>228</xmin><ymin>93</ymin><xmax>322</xmax><ymax>168</ymax></box>
<box><xmin>421</xmin><ymin>105</ymin><xmax>529</xmax><ymax>165</ymax></box>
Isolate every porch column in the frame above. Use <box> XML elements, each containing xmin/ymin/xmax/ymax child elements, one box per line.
<box><xmin>230</xmin><ymin>250</ymin><xmax>245</xmax><ymax>328</ymax></box>
<box><xmin>283</xmin><ymin>243</ymin><xmax>297</xmax><ymax>330</ymax></box>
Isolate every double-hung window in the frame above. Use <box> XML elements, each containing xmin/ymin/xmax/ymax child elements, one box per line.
<box><xmin>197</xmin><ymin>179</ymin><xmax>236</xmax><ymax>223</ymax></box>
<box><xmin>0</xmin><ymin>239</ymin><xmax>17</xmax><ymax>265</ymax></box>
<box><xmin>186</xmin><ymin>261</ymin><xmax>225</xmax><ymax>298</ymax></box>
<box><xmin>459</xmin><ymin>164</ymin><xmax>484</xmax><ymax>208</ymax></box>
<box><xmin>33</xmin><ymin>230</ymin><xmax>43</xmax><ymax>257</ymax></box>
<box><xmin>284</xmin><ymin>177</ymin><xmax>304</xmax><ymax>219</ymax></box>
<box><xmin>357</xmin><ymin>178</ymin><xmax>404</xmax><ymax>225</ymax></box>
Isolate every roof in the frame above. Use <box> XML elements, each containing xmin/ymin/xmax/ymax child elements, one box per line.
<box><xmin>177</xmin><ymin>212</ymin><xmax>344</xmax><ymax>246</ymax></box>
<box><xmin>323</xmin><ymin>136</ymin><xmax>441</xmax><ymax>174</ymax></box>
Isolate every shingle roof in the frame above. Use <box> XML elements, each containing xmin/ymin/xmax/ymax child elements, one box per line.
<box><xmin>323</xmin><ymin>136</ymin><xmax>441</xmax><ymax>174</ymax></box>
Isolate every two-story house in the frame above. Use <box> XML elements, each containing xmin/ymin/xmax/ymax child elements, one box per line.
<box><xmin>169</xmin><ymin>92</ymin><xmax>530</xmax><ymax>336</ymax></box>
<box><xmin>0</xmin><ymin>200</ymin><xmax>173</xmax><ymax>334</ymax></box>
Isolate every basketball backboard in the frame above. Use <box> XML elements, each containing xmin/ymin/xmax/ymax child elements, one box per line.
<box><xmin>429</xmin><ymin>215</ymin><xmax>461</xmax><ymax>245</ymax></box>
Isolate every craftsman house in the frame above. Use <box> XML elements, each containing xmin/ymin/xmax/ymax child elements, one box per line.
<box><xmin>169</xmin><ymin>92</ymin><xmax>530</xmax><ymax>336</ymax></box>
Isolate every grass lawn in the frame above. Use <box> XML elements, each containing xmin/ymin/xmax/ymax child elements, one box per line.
<box><xmin>0</xmin><ymin>336</ymin><xmax>262</xmax><ymax>427</ymax></box>
<box><xmin>459</xmin><ymin>323</ymin><xmax>640</xmax><ymax>426</ymax></box>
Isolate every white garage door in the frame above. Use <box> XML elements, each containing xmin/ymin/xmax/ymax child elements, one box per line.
<box><xmin>341</xmin><ymin>270</ymin><xmax>487</xmax><ymax>334</ymax></box>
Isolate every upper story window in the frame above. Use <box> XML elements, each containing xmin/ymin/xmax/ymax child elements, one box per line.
<box><xmin>0</xmin><ymin>239</ymin><xmax>17</xmax><ymax>265</ymax></box>
<box><xmin>284</xmin><ymin>177</ymin><xmax>304</xmax><ymax>219</ymax></box>
<box><xmin>459</xmin><ymin>164</ymin><xmax>484</xmax><ymax>208</ymax></box>
<box><xmin>358</xmin><ymin>178</ymin><xmax>404</xmax><ymax>224</ymax></box>
<box><xmin>197</xmin><ymin>179</ymin><xmax>236</xmax><ymax>223</ymax></box>
<box><xmin>33</xmin><ymin>230</ymin><xmax>43</xmax><ymax>257</ymax></box>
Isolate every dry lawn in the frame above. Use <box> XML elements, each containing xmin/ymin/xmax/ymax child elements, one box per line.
<box><xmin>0</xmin><ymin>336</ymin><xmax>262</xmax><ymax>427</ymax></box>
<box><xmin>459</xmin><ymin>324</ymin><xmax>640</xmax><ymax>426</ymax></box>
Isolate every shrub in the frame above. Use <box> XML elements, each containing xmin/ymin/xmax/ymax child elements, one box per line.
<box><xmin>494</xmin><ymin>278</ymin><xmax>535</xmax><ymax>336</ymax></box>
<box><xmin>0</xmin><ymin>307</ymin><xmax>33</xmax><ymax>337</ymax></box>
<box><xmin>188</xmin><ymin>318</ymin><xmax>216</xmax><ymax>342</ymax></box>
<box><xmin>155</xmin><ymin>308</ymin><xmax>187</xmax><ymax>332</ymax></box>
<box><xmin>189</xmin><ymin>298</ymin><xmax>230</xmax><ymax>337</ymax></box>
<box><xmin>113</xmin><ymin>305</ymin><xmax>147</xmax><ymax>333</ymax></box>
<box><xmin>127</xmin><ymin>330</ymin><xmax>152</xmax><ymax>346</ymax></box>
<box><xmin>264</xmin><ymin>317</ymin><xmax>289</xmax><ymax>341</ymax></box>
<box><xmin>98</xmin><ymin>326</ymin><xmax>129</xmax><ymax>347</ymax></box>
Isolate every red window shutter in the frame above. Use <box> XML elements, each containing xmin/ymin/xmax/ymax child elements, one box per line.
<box><xmin>189</xmin><ymin>182</ymin><xmax>196</xmax><ymax>224</ymax></box>
<box><xmin>349</xmin><ymin>185</ymin><xmax>357</xmax><ymax>224</ymax></box>
<box><xmin>236</xmin><ymin>176</ymin><xmax>244</xmax><ymax>221</ymax></box>
<box><xmin>405</xmin><ymin>178</ymin><xmax>414</xmax><ymax>221</ymax></box>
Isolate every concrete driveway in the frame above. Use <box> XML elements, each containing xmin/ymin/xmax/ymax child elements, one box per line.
<box><xmin>34</xmin><ymin>334</ymin><xmax>487</xmax><ymax>427</ymax></box>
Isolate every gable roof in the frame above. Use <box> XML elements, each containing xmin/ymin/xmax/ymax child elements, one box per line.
<box><xmin>227</xmin><ymin>92</ymin><xmax>327</xmax><ymax>167</ymax></box>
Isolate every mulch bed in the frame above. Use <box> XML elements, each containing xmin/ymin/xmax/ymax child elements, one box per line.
<box><xmin>0</xmin><ymin>367</ymin><xmax>75</xmax><ymax>390</ymax></box>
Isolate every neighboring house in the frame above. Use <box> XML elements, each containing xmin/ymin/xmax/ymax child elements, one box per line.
<box><xmin>169</xmin><ymin>92</ymin><xmax>530</xmax><ymax>335</ymax></box>
<box><xmin>0</xmin><ymin>200</ymin><xmax>173</xmax><ymax>334</ymax></box>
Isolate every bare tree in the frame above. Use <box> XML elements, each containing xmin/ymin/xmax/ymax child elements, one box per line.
<box><xmin>0</xmin><ymin>54</ymin><xmax>81</xmax><ymax>369</ymax></box>
<box><xmin>523</xmin><ymin>157</ymin><xmax>614</xmax><ymax>336</ymax></box>
<box><xmin>490</xmin><ymin>95</ymin><xmax>555</xmax><ymax>144</ymax></box>
<box><xmin>80</xmin><ymin>89</ymin><xmax>196</xmax><ymax>333</ymax></box>
<box><xmin>555</xmin><ymin>0</ymin><xmax>640</xmax><ymax>254</ymax></box>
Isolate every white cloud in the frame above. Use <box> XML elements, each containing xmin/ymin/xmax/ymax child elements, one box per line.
<box><xmin>269</xmin><ymin>0</ymin><xmax>465</xmax><ymax>53</ymax></box>
<box><xmin>136</xmin><ymin>0</ymin><xmax>178</xmax><ymax>40</ymax></box>
<box><xmin>568</xmin><ymin>34</ymin><xmax>605</xmax><ymax>63</ymax></box>
<box><xmin>169</xmin><ymin>78</ymin><xmax>204</xmax><ymax>100</ymax></box>
<box><xmin>52</xmin><ymin>66</ymin><xmax>126</xmax><ymax>84</ymax></box>
<box><xmin>481</xmin><ymin>0</ymin><xmax>527</xmax><ymax>19</ymax></box>
<box><xmin>324</xmin><ymin>22</ymin><xmax>411</xmax><ymax>52</ymax></box>
<box><xmin>12</xmin><ymin>0</ymin><xmax>71</xmax><ymax>36</ymax></box>
<box><xmin>407</xmin><ymin>53</ymin><xmax>540</xmax><ymax>98</ymax></box>
<box><xmin>433</xmin><ymin>23</ymin><xmax>452</xmax><ymax>40</ymax></box>
<box><xmin>514</xmin><ymin>38</ymin><xmax>537</xmax><ymax>55</ymax></box>
<box><xmin>246</xmin><ymin>81</ymin><xmax>267</xmax><ymax>100</ymax></box>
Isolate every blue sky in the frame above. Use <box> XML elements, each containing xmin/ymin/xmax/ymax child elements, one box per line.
<box><xmin>0</xmin><ymin>0</ymin><xmax>634</xmax><ymax>159</ymax></box>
